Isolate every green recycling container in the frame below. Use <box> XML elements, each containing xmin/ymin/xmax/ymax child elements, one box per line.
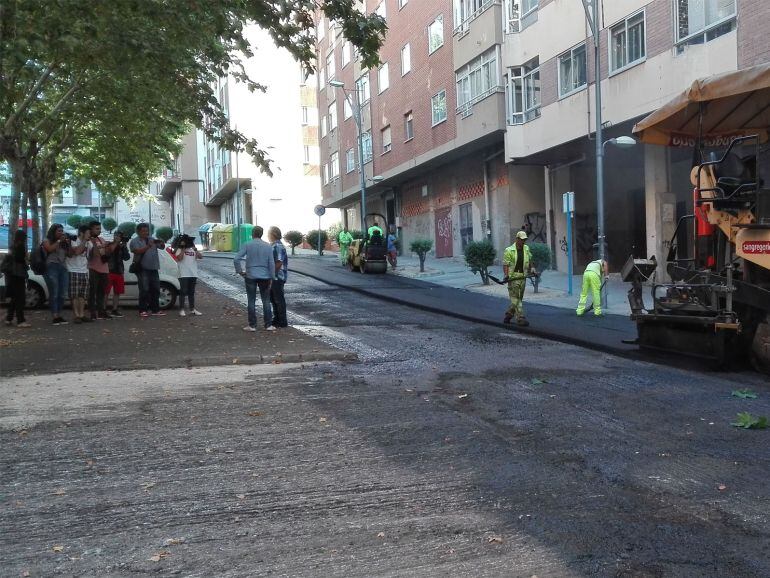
<box><xmin>235</xmin><ymin>224</ymin><xmax>254</xmax><ymax>250</ymax></box>
<box><xmin>211</xmin><ymin>224</ymin><xmax>235</xmax><ymax>252</ymax></box>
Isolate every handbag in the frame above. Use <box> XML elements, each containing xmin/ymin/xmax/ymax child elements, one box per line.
<box><xmin>129</xmin><ymin>251</ymin><xmax>143</xmax><ymax>274</ymax></box>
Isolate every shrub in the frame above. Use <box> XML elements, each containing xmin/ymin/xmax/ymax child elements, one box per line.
<box><xmin>528</xmin><ymin>242</ymin><xmax>552</xmax><ymax>293</ymax></box>
<box><xmin>349</xmin><ymin>229</ymin><xmax>364</xmax><ymax>240</ymax></box>
<box><xmin>409</xmin><ymin>238</ymin><xmax>433</xmax><ymax>272</ymax></box>
<box><xmin>464</xmin><ymin>240</ymin><xmax>496</xmax><ymax>285</ymax></box>
<box><xmin>155</xmin><ymin>226</ymin><xmax>174</xmax><ymax>242</ymax></box>
<box><xmin>327</xmin><ymin>223</ymin><xmax>341</xmax><ymax>244</ymax></box>
<box><xmin>284</xmin><ymin>230</ymin><xmax>304</xmax><ymax>255</ymax></box>
<box><xmin>117</xmin><ymin>222</ymin><xmax>137</xmax><ymax>238</ymax></box>
<box><xmin>306</xmin><ymin>229</ymin><xmax>328</xmax><ymax>254</ymax></box>
<box><xmin>66</xmin><ymin>214</ymin><xmax>82</xmax><ymax>228</ymax></box>
<box><xmin>101</xmin><ymin>217</ymin><xmax>117</xmax><ymax>232</ymax></box>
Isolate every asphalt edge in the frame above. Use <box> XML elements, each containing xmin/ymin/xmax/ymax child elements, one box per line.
<box><xmin>290</xmin><ymin>265</ymin><xmax>645</xmax><ymax>362</ymax></box>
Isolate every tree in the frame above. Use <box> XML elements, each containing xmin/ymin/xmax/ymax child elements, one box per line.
<box><xmin>117</xmin><ymin>222</ymin><xmax>137</xmax><ymax>238</ymax></box>
<box><xmin>409</xmin><ymin>239</ymin><xmax>433</xmax><ymax>273</ymax></box>
<box><xmin>155</xmin><ymin>226</ymin><xmax>174</xmax><ymax>242</ymax></box>
<box><xmin>306</xmin><ymin>229</ymin><xmax>328</xmax><ymax>254</ymax></box>
<box><xmin>284</xmin><ymin>230</ymin><xmax>304</xmax><ymax>255</ymax></box>
<box><xmin>1</xmin><ymin>2</ymin><xmax>386</xmax><ymax>240</ymax></box>
<box><xmin>528</xmin><ymin>242</ymin><xmax>552</xmax><ymax>293</ymax></box>
<box><xmin>101</xmin><ymin>217</ymin><xmax>117</xmax><ymax>233</ymax></box>
<box><xmin>464</xmin><ymin>241</ymin><xmax>496</xmax><ymax>285</ymax></box>
<box><xmin>66</xmin><ymin>214</ymin><xmax>83</xmax><ymax>229</ymax></box>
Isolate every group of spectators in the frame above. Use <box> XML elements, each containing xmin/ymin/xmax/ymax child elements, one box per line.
<box><xmin>3</xmin><ymin>221</ymin><xmax>202</xmax><ymax>327</ymax></box>
<box><xmin>234</xmin><ymin>225</ymin><xmax>288</xmax><ymax>332</ymax></box>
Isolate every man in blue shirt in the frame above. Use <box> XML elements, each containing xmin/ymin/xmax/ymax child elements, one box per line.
<box><xmin>234</xmin><ymin>226</ymin><xmax>275</xmax><ymax>331</ymax></box>
<box><xmin>386</xmin><ymin>226</ymin><xmax>398</xmax><ymax>269</ymax></box>
<box><xmin>268</xmin><ymin>226</ymin><xmax>289</xmax><ymax>328</ymax></box>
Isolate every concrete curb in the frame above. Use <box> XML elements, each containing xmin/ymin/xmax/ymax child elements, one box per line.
<box><xmin>290</xmin><ymin>266</ymin><xmax>644</xmax><ymax>362</ymax></box>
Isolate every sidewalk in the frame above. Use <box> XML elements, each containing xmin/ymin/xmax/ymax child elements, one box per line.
<box><xmin>0</xmin><ymin>282</ymin><xmax>353</xmax><ymax>377</ymax></box>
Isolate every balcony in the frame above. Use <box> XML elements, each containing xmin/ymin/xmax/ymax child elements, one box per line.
<box><xmin>205</xmin><ymin>176</ymin><xmax>251</xmax><ymax>207</ymax></box>
<box><xmin>159</xmin><ymin>169</ymin><xmax>182</xmax><ymax>200</ymax></box>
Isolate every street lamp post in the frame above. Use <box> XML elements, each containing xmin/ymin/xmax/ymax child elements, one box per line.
<box><xmin>329</xmin><ymin>79</ymin><xmax>368</xmax><ymax>234</ymax></box>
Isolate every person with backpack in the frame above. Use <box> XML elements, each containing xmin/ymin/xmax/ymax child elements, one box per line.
<box><xmin>42</xmin><ymin>223</ymin><xmax>70</xmax><ymax>325</ymax></box>
<box><xmin>2</xmin><ymin>229</ymin><xmax>31</xmax><ymax>328</ymax></box>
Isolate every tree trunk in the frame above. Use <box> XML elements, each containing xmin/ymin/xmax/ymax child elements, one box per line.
<box><xmin>481</xmin><ymin>268</ymin><xmax>490</xmax><ymax>285</ymax></box>
<box><xmin>419</xmin><ymin>254</ymin><xmax>426</xmax><ymax>272</ymax></box>
<box><xmin>21</xmin><ymin>191</ymin><xmax>28</xmax><ymax>233</ymax></box>
<box><xmin>40</xmin><ymin>188</ymin><xmax>50</xmax><ymax>237</ymax></box>
<box><xmin>8</xmin><ymin>159</ymin><xmax>24</xmax><ymax>240</ymax></box>
<box><xmin>29</xmin><ymin>188</ymin><xmax>41</xmax><ymax>247</ymax></box>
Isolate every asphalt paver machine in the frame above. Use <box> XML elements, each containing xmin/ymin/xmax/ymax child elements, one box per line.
<box><xmin>625</xmin><ymin>64</ymin><xmax>770</xmax><ymax>373</ymax></box>
<box><xmin>347</xmin><ymin>213</ymin><xmax>389</xmax><ymax>274</ymax></box>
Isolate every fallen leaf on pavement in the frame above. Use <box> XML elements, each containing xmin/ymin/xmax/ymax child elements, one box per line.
<box><xmin>376</xmin><ymin>532</ymin><xmax>385</xmax><ymax>538</ymax></box>
<box><xmin>718</xmin><ymin>484</ymin><xmax>727</xmax><ymax>491</ymax></box>
<box><xmin>488</xmin><ymin>536</ymin><xmax>503</xmax><ymax>544</ymax></box>
<box><xmin>319</xmin><ymin>417</ymin><xmax>327</xmax><ymax>423</ymax></box>
<box><xmin>52</xmin><ymin>489</ymin><xmax>66</xmax><ymax>496</ymax></box>
<box><xmin>248</xmin><ymin>411</ymin><xmax>263</xmax><ymax>417</ymax></box>
<box><xmin>142</xmin><ymin>482</ymin><xmax>156</xmax><ymax>491</ymax></box>
<box><xmin>458</xmin><ymin>393</ymin><xmax>469</xmax><ymax>399</ymax></box>
<box><xmin>232</xmin><ymin>358</ymin><xmax>239</xmax><ymax>364</ymax></box>
<box><xmin>165</xmin><ymin>538</ymin><xmax>185</xmax><ymax>546</ymax></box>
<box><xmin>52</xmin><ymin>545</ymin><xmax>64</xmax><ymax>552</ymax></box>
<box><xmin>148</xmin><ymin>551</ymin><xmax>171</xmax><ymax>562</ymax></box>
<box><xmin>236</xmin><ymin>494</ymin><xmax>246</xmax><ymax>500</ymax></box>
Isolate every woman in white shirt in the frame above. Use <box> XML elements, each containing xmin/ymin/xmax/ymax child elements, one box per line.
<box><xmin>174</xmin><ymin>234</ymin><xmax>203</xmax><ymax>316</ymax></box>
<box><xmin>65</xmin><ymin>224</ymin><xmax>92</xmax><ymax>324</ymax></box>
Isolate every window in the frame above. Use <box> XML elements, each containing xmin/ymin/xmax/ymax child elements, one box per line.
<box><xmin>399</xmin><ymin>0</ymin><xmax>408</xmax><ymax>7</ymax></box>
<box><xmin>431</xmin><ymin>90</ymin><xmax>447</xmax><ymax>126</ymax></box>
<box><xmin>428</xmin><ymin>15</ymin><xmax>444</xmax><ymax>53</ymax></box>
<box><xmin>521</xmin><ymin>0</ymin><xmax>538</xmax><ymax>15</ymax></box>
<box><xmin>506</xmin><ymin>58</ymin><xmax>540</xmax><ymax>125</ymax></box>
<box><xmin>456</xmin><ymin>47</ymin><xmax>499</xmax><ymax>110</ymax></box>
<box><xmin>342</xmin><ymin>41</ymin><xmax>351</xmax><ymax>67</ymax></box>
<box><xmin>381</xmin><ymin>125</ymin><xmax>392</xmax><ymax>153</ymax></box>
<box><xmin>344</xmin><ymin>98</ymin><xmax>352</xmax><ymax>119</ymax></box>
<box><xmin>303</xmin><ymin>145</ymin><xmax>311</xmax><ymax>164</ymax></box>
<box><xmin>326</xmin><ymin>52</ymin><xmax>336</xmax><ymax>81</ymax></box>
<box><xmin>356</xmin><ymin>73</ymin><xmax>370</xmax><ymax>103</ymax></box>
<box><xmin>328</xmin><ymin>102</ymin><xmax>337</xmax><ymax>131</ymax></box>
<box><xmin>453</xmin><ymin>0</ymin><xmax>495</xmax><ymax>32</ymax></box>
<box><xmin>323</xmin><ymin>163</ymin><xmax>329</xmax><ymax>184</ymax></box>
<box><xmin>610</xmin><ymin>11</ymin><xmax>645</xmax><ymax>73</ymax></box>
<box><xmin>558</xmin><ymin>43</ymin><xmax>586</xmax><ymax>97</ymax></box>
<box><xmin>346</xmin><ymin>148</ymin><xmax>356</xmax><ymax>173</ymax></box>
<box><xmin>401</xmin><ymin>43</ymin><xmax>411</xmax><ymax>76</ymax></box>
<box><xmin>330</xmin><ymin>151</ymin><xmax>339</xmax><ymax>179</ymax></box>
<box><xmin>375</xmin><ymin>2</ymin><xmax>386</xmax><ymax>18</ymax></box>
<box><xmin>362</xmin><ymin>132</ymin><xmax>373</xmax><ymax>163</ymax></box>
<box><xmin>378</xmin><ymin>63</ymin><xmax>389</xmax><ymax>93</ymax></box>
<box><xmin>676</xmin><ymin>0</ymin><xmax>736</xmax><ymax>45</ymax></box>
<box><xmin>320</xmin><ymin>115</ymin><xmax>327</xmax><ymax>138</ymax></box>
<box><xmin>301</xmin><ymin>106</ymin><xmax>309</xmax><ymax>125</ymax></box>
<box><xmin>404</xmin><ymin>111</ymin><xmax>414</xmax><ymax>141</ymax></box>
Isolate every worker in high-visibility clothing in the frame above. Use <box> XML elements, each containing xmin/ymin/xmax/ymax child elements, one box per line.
<box><xmin>337</xmin><ymin>228</ymin><xmax>353</xmax><ymax>266</ymax></box>
<box><xmin>576</xmin><ymin>258</ymin><xmax>608</xmax><ymax>316</ymax></box>
<box><xmin>367</xmin><ymin>221</ymin><xmax>384</xmax><ymax>240</ymax></box>
<box><xmin>503</xmin><ymin>231</ymin><xmax>536</xmax><ymax>326</ymax></box>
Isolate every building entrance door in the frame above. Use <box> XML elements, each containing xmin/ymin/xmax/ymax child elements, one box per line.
<box><xmin>435</xmin><ymin>206</ymin><xmax>453</xmax><ymax>258</ymax></box>
<box><xmin>459</xmin><ymin>202</ymin><xmax>473</xmax><ymax>250</ymax></box>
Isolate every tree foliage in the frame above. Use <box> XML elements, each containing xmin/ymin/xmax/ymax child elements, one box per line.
<box><xmin>117</xmin><ymin>222</ymin><xmax>137</xmax><ymax>238</ymax></box>
<box><xmin>101</xmin><ymin>217</ymin><xmax>117</xmax><ymax>233</ymax></box>
<box><xmin>66</xmin><ymin>214</ymin><xmax>83</xmax><ymax>229</ymax></box>
<box><xmin>1</xmin><ymin>1</ymin><xmax>387</xmax><ymax>237</ymax></box>
<box><xmin>464</xmin><ymin>241</ymin><xmax>496</xmax><ymax>285</ymax></box>
<box><xmin>409</xmin><ymin>238</ymin><xmax>433</xmax><ymax>273</ymax></box>
<box><xmin>284</xmin><ymin>230</ymin><xmax>303</xmax><ymax>255</ymax></box>
<box><xmin>306</xmin><ymin>229</ymin><xmax>328</xmax><ymax>254</ymax></box>
<box><xmin>155</xmin><ymin>226</ymin><xmax>174</xmax><ymax>242</ymax></box>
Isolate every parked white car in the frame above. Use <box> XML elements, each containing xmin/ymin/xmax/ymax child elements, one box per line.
<box><xmin>0</xmin><ymin>249</ymin><xmax>181</xmax><ymax>310</ymax></box>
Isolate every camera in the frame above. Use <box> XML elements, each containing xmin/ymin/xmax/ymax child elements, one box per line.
<box><xmin>173</xmin><ymin>234</ymin><xmax>196</xmax><ymax>250</ymax></box>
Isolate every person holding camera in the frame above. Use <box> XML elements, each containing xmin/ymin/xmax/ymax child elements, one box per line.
<box><xmin>130</xmin><ymin>223</ymin><xmax>165</xmax><ymax>318</ymax></box>
<box><xmin>42</xmin><ymin>223</ymin><xmax>70</xmax><ymax>325</ymax></box>
<box><xmin>87</xmin><ymin>220</ymin><xmax>112</xmax><ymax>320</ymax></box>
<box><xmin>174</xmin><ymin>234</ymin><xmax>203</xmax><ymax>316</ymax></box>
<box><xmin>66</xmin><ymin>224</ymin><xmax>92</xmax><ymax>324</ymax></box>
<box><xmin>105</xmin><ymin>230</ymin><xmax>130</xmax><ymax>317</ymax></box>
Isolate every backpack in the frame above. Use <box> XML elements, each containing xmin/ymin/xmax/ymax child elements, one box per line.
<box><xmin>30</xmin><ymin>243</ymin><xmax>47</xmax><ymax>275</ymax></box>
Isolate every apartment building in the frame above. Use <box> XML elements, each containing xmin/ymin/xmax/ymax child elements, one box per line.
<box><xmin>318</xmin><ymin>0</ymin><xmax>537</xmax><ymax>260</ymax></box>
<box><xmin>156</xmin><ymin>131</ymin><xmax>218</xmax><ymax>237</ymax></box>
<box><xmin>318</xmin><ymin>0</ymin><xmax>770</xmax><ymax>271</ymax></box>
<box><xmin>200</xmin><ymin>26</ymin><xmax>337</xmax><ymax>241</ymax></box>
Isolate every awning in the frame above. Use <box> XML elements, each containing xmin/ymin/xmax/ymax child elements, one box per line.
<box><xmin>633</xmin><ymin>63</ymin><xmax>770</xmax><ymax>146</ymax></box>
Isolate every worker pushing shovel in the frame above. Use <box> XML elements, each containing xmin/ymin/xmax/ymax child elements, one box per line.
<box><xmin>576</xmin><ymin>258</ymin><xmax>608</xmax><ymax>316</ymax></box>
<box><xmin>500</xmin><ymin>231</ymin><xmax>537</xmax><ymax>327</ymax></box>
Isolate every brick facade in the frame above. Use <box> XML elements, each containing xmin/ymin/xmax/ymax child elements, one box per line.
<box><xmin>737</xmin><ymin>0</ymin><xmax>770</xmax><ymax>67</ymax></box>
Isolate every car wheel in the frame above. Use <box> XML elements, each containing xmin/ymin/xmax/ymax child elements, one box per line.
<box><xmin>159</xmin><ymin>282</ymin><xmax>178</xmax><ymax>310</ymax></box>
<box><xmin>25</xmin><ymin>281</ymin><xmax>45</xmax><ymax>309</ymax></box>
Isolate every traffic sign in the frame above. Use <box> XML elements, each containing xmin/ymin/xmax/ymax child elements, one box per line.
<box><xmin>314</xmin><ymin>205</ymin><xmax>326</xmax><ymax>217</ymax></box>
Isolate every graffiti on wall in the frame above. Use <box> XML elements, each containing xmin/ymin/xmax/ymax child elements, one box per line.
<box><xmin>523</xmin><ymin>212</ymin><xmax>547</xmax><ymax>243</ymax></box>
<box><xmin>559</xmin><ymin>213</ymin><xmax>597</xmax><ymax>263</ymax></box>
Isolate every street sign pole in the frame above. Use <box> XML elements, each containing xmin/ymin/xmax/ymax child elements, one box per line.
<box><xmin>314</xmin><ymin>204</ymin><xmax>326</xmax><ymax>256</ymax></box>
<box><xmin>563</xmin><ymin>192</ymin><xmax>575</xmax><ymax>296</ymax></box>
